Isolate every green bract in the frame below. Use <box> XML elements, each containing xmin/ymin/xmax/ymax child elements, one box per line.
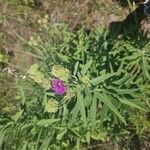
<box><xmin>51</xmin><ymin>65</ymin><xmax>70</xmax><ymax>81</ymax></box>
<box><xmin>41</xmin><ymin>78</ymin><xmax>51</xmax><ymax>90</ymax></box>
<box><xmin>27</xmin><ymin>63</ymin><xmax>44</xmax><ymax>83</ymax></box>
<box><xmin>63</xmin><ymin>88</ymin><xmax>76</xmax><ymax>101</ymax></box>
<box><xmin>27</xmin><ymin>63</ymin><xmax>51</xmax><ymax>90</ymax></box>
<box><xmin>45</xmin><ymin>99</ymin><xmax>59</xmax><ymax>113</ymax></box>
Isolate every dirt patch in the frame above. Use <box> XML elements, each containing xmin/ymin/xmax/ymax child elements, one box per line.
<box><xmin>43</xmin><ymin>0</ymin><xmax>127</xmax><ymax>29</ymax></box>
<box><xmin>0</xmin><ymin>0</ymin><xmax>129</xmax><ymax>70</ymax></box>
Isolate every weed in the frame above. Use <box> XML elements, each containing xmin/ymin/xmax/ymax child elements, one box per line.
<box><xmin>0</xmin><ymin>24</ymin><xmax>149</xmax><ymax>149</ymax></box>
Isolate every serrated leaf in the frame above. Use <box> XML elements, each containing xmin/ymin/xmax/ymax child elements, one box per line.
<box><xmin>95</xmin><ymin>91</ymin><xmax>126</xmax><ymax>124</ymax></box>
<box><xmin>90</xmin><ymin>73</ymin><xmax>115</xmax><ymax>85</ymax></box>
<box><xmin>56</xmin><ymin>129</ymin><xmax>67</xmax><ymax>141</ymax></box>
<box><xmin>142</xmin><ymin>56</ymin><xmax>150</xmax><ymax>80</ymax></box>
<box><xmin>118</xmin><ymin>98</ymin><xmax>146</xmax><ymax>111</ymax></box>
<box><xmin>81</xmin><ymin>59</ymin><xmax>92</xmax><ymax>76</ymax></box>
<box><xmin>113</xmin><ymin>72</ymin><xmax>131</xmax><ymax>85</ymax></box>
<box><xmin>86</xmin><ymin>131</ymin><xmax>91</xmax><ymax>144</ymax></box>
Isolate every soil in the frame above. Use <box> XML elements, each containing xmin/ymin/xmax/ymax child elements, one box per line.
<box><xmin>0</xmin><ymin>0</ymin><xmax>149</xmax><ymax>70</ymax></box>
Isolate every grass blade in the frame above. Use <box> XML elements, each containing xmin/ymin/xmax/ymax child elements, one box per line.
<box><xmin>90</xmin><ymin>73</ymin><xmax>115</xmax><ymax>85</ymax></box>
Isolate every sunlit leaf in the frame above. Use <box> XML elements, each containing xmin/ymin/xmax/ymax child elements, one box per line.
<box><xmin>81</xmin><ymin>59</ymin><xmax>92</xmax><ymax>76</ymax></box>
<box><xmin>90</xmin><ymin>73</ymin><xmax>115</xmax><ymax>85</ymax></box>
<box><xmin>94</xmin><ymin>91</ymin><xmax>126</xmax><ymax>124</ymax></box>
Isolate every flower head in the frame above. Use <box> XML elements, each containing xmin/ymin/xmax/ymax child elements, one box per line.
<box><xmin>51</xmin><ymin>65</ymin><xmax>70</xmax><ymax>81</ymax></box>
<box><xmin>45</xmin><ymin>99</ymin><xmax>59</xmax><ymax>113</ymax></box>
<box><xmin>52</xmin><ymin>78</ymin><xmax>68</xmax><ymax>95</ymax></box>
<box><xmin>27</xmin><ymin>63</ymin><xmax>44</xmax><ymax>84</ymax></box>
<box><xmin>42</xmin><ymin>78</ymin><xmax>51</xmax><ymax>90</ymax></box>
<box><xmin>28</xmin><ymin>63</ymin><xmax>51</xmax><ymax>90</ymax></box>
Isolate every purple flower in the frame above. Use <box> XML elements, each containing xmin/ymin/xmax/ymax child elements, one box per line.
<box><xmin>52</xmin><ymin>78</ymin><xmax>68</xmax><ymax>95</ymax></box>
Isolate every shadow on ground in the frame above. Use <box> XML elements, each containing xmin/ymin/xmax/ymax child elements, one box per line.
<box><xmin>108</xmin><ymin>3</ymin><xmax>149</xmax><ymax>38</ymax></box>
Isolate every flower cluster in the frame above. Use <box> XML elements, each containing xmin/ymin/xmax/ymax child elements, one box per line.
<box><xmin>28</xmin><ymin>64</ymin><xmax>75</xmax><ymax>113</ymax></box>
<box><xmin>45</xmin><ymin>98</ymin><xmax>59</xmax><ymax>113</ymax></box>
<box><xmin>27</xmin><ymin>63</ymin><xmax>51</xmax><ymax>90</ymax></box>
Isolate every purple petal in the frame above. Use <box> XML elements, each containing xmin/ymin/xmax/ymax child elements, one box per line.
<box><xmin>52</xmin><ymin>78</ymin><xmax>68</xmax><ymax>95</ymax></box>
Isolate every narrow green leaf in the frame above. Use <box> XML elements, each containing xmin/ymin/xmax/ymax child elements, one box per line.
<box><xmin>68</xmin><ymin>128</ymin><xmax>81</xmax><ymax>138</ymax></box>
<box><xmin>77</xmin><ymin>72</ymin><xmax>82</xmax><ymax>81</ymax></box>
<box><xmin>89</xmin><ymin>95</ymin><xmax>97</xmax><ymax>126</ymax></box>
<box><xmin>84</xmin><ymin>89</ymin><xmax>92</xmax><ymax>107</ymax></box>
<box><xmin>73</xmin><ymin>61</ymin><xmax>79</xmax><ymax>76</ymax></box>
<box><xmin>0</xmin><ymin>123</ymin><xmax>11</xmax><ymax>149</ymax></box>
<box><xmin>113</xmin><ymin>72</ymin><xmax>131</xmax><ymax>85</ymax></box>
<box><xmin>95</xmin><ymin>92</ymin><xmax>126</xmax><ymax>124</ymax></box>
<box><xmin>71</xmin><ymin>101</ymin><xmax>80</xmax><ymax>123</ymax></box>
<box><xmin>35</xmin><ymin>128</ymin><xmax>43</xmax><ymax>150</ymax></box>
<box><xmin>86</xmin><ymin>131</ymin><xmax>91</xmax><ymax>144</ymax></box>
<box><xmin>81</xmin><ymin>59</ymin><xmax>92</xmax><ymax>76</ymax></box>
<box><xmin>76</xmin><ymin>138</ymin><xmax>80</xmax><ymax>150</ymax></box>
<box><xmin>118</xmin><ymin>98</ymin><xmax>146</xmax><ymax>111</ymax></box>
<box><xmin>77</xmin><ymin>89</ymin><xmax>87</xmax><ymax>125</ymax></box>
<box><xmin>100</xmin><ymin>104</ymin><xmax>109</xmax><ymax>122</ymax></box>
<box><xmin>116</xmin><ymin>60</ymin><xmax>124</xmax><ymax>75</ymax></box>
<box><xmin>116</xmin><ymin>88</ymin><xmax>139</xmax><ymax>94</ymax></box>
<box><xmin>36</xmin><ymin>119</ymin><xmax>60</xmax><ymax>126</ymax></box>
<box><xmin>40</xmin><ymin>134</ymin><xmax>54</xmax><ymax>150</ymax></box>
<box><xmin>90</xmin><ymin>73</ymin><xmax>115</xmax><ymax>85</ymax></box>
<box><xmin>42</xmin><ymin>94</ymin><xmax>47</xmax><ymax>108</ymax></box>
